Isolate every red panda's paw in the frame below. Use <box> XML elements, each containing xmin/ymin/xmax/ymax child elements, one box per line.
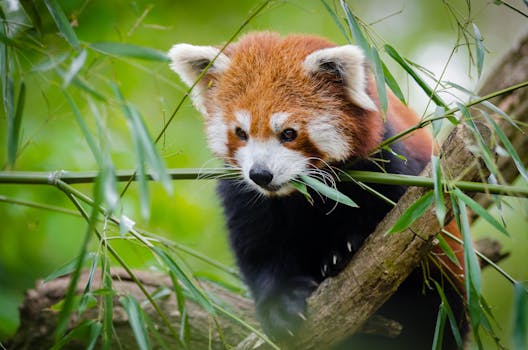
<box><xmin>255</xmin><ymin>277</ymin><xmax>318</xmax><ymax>341</ymax></box>
<box><xmin>321</xmin><ymin>238</ymin><xmax>359</xmax><ymax>278</ymax></box>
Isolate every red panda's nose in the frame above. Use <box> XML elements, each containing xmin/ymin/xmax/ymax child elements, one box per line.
<box><xmin>249</xmin><ymin>164</ymin><xmax>274</xmax><ymax>187</ymax></box>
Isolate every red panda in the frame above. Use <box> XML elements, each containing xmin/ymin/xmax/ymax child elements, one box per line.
<box><xmin>168</xmin><ymin>32</ymin><xmax>466</xmax><ymax>349</ymax></box>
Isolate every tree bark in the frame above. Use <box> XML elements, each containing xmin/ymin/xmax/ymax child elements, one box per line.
<box><xmin>7</xmin><ymin>33</ymin><xmax>528</xmax><ymax>350</ymax></box>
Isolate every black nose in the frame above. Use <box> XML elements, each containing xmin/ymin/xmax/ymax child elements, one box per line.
<box><xmin>249</xmin><ymin>165</ymin><xmax>273</xmax><ymax>187</ymax></box>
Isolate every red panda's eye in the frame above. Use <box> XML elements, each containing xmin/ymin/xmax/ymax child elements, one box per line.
<box><xmin>235</xmin><ymin>127</ymin><xmax>248</xmax><ymax>141</ymax></box>
<box><xmin>280</xmin><ymin>128</ymin><xmax>297</xmax><ymax>143</ymax></box>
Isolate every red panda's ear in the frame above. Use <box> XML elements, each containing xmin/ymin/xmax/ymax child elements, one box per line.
<box><xmin>303</xmin><ymin>45</ymin><xmax>377</xmax><ymax>112</ymax></box>
<box><xmin>168</xmin><ymin>44</ymin><xmax>230</xmax><ymax>114</ymax></box>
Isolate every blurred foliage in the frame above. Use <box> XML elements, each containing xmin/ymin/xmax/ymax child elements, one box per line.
<box><xmin>0</xmin><ymin>0</ymin><xmax>527</xmax><ymax>348</ymax></box>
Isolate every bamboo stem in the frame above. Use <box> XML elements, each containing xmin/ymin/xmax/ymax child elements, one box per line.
<box><xmin>1</xmin><ymin>169</ymin><xmax>526</xmax><ymax>197</ymax></box>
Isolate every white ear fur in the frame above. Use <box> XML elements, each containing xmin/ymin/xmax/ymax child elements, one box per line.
<box><xmin>303</xmin><ymin>45</ymin><xmax>377</xmax><ymax>112</ymax></box>
<box><xmin>168</xmin><ymin>44</ymin><xmax>230</xmax><ymax>114</ymax></box>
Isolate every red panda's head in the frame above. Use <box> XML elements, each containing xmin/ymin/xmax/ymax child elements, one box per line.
<box><xmin>169</xmin><ymin>32</ymin><xmax>382</xmax><ymax>196</ymax></box>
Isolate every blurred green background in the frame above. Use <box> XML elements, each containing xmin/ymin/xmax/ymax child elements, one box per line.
<box><xmin>0</xmin><ymin>0</ymin><xmax>526</xmax><ymax>347</ymax></box>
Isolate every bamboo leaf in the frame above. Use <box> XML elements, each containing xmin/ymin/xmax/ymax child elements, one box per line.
<box><xmin>291</xmin><ymin>180</ymin><xmax>314</xmax><ymax>205</ymax></box>
<box><xmin>452</xmin><ymin>188</ymin><xmax>509</xmax><ymax>237</ymax></box>
<box><xmin>432</xmin><ymin>156</ymin><xmax>446</xmax><ymax>226</ymax></box>
<box><xmin>387</xmin><ymin>190</ymin><xmax>434</xmax><ymax>234</ymax></box>
<box><xmin>169</xmin><ymin>271</ymin><xmax>190</xmax><ymax>349</ymax></box>
<box><xmin>154</xmin><ymin>247</ymin><xmax>215</xmax><ymax>314</ymax></box>
<box><xmin>87</xmin><ymin>321</ymin><xmax>102</xmax><ymax>350</ymax></box>
<box><xmin>472</xmin><ymin>23</ymin><xmax>485</xmax><ymax>78</ymax></box>
<box><xmin>436</xmin><ymin>234</ymin><xmax>460</xmax><ymax>266</ymax></box>
<box><xmin>63</xmin><ymin>90</ymin><xmax>102</xmax><ymax>165</ymax></box>
<box><xmin>454</xmin><ymin>195</ymin><xmax>483</xmax><ymax>341</ymax></box>
<box><xmin>7</xmin><ymin>81</ymin><xmax>24</xmax><ymax>168</ymax></box>
<box><xmin>461</xmin><ymin>103</ymin><xmax>500</xmax><ymax>178</ymax></box>
<box><xmin>299</xmin><ymin>174</ymin><xmax>359</xmax><ymax>208</ymax></box>
<box><xmin>340</xmin><ymin>0</ymin><xmax>372</xmax><ymax>61</ymax></box>
<box><xmin>433</xmin><ymin>281</ymin><xmax>464</xmax><ymax>349</ymax></box>
<box><xmin>63</xmin><ymin>49</ymin><xmax>87</xmax><ymax>88</ymax></box>
<box><xmin>127</xmin><ymin>104</ymin><xmax>172</xmax><ymax>192</ymax></box>
<box><xmin>90</xmin><ymin>42</ymin><xmax>170</xmax><ymax>62</ymax></box>
<box><xmin>371</xmin><ymin>46</ymin><xmax>387</xmax><ymax>117</ymax></box>
<box><xmin>480</xmin><ymin>100</ymin><xmax>521</xmax><ymax>131</ymax></box>
<box><xmin>51</xmin><ymin>320</ymin><xmax>98</xmax><ymax>350</ymax></box>
<box><xmin>44</xmin><ymin>252</ymin><xmax>95</xmax><ymax>282</ymax></box>
<box><xmin>120</xmin><ymin>295</ymin><xmax>150</xmax><ymax>350</ymax></box>
<box><xmin>71</xmin><ymin>75</ymin><xmax>107</xmax><ymax>101</ymax></box>
<box><xmin>384</xmin><ymin>44</ymin><xmax>448</xmax><ymax>109</ymax></box>
<box><xmin>381</xmin><ymin>60</ymin><xmax>406</xmax><ymax>105</ymax></box>
<box><xmin>112</xmin><ymin>83</ymin><xmax>172</xmax><ymax>218</ymax></box>
<box><xmin>44</xmin><ymin>0</ymin><xmax>80</xmax><ymax>50</ymax></box>
<box><xmin>480</xmin><ymin>110</ymin><xmax>528</xmax><ymax>183</ymax></box>
<box><xmin>513</xmin><ymin>282</ymin><xmax>527</xmax><ymax>350</ymax></box>
<box><xmin>320</xmin><ymin>0</ymin><xmax>350</xmax><ymax>42</ymax></box>
<box><xmin>32</xmin><ymin>52</ymin><xmax>69</xmax><ymax>72</ymax></box>
<box><xmin>432</xmin><ymin>303</ymin><xmax>447</xmax><ymax>350</ymax></box>
<box><xmin>102</xmin><ymin>259</ymin><xmax>113</xmax><ymax>350</ymax></box>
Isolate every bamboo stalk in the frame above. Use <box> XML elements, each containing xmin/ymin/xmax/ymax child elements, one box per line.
<box><xmin>1</xmin><ymin>169</ymin><xmax>526</xmax><ymax>197</ymax></box>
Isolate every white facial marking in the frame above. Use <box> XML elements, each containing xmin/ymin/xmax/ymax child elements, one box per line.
<box><xmin>307</xmin><ymin>114</ymin><xmax>350</xmax><ymax>161</ymax></box>
<box><xmin>235</xmin><ymin>110</ymin><xmax>251</xmax><ymax>132</ymax></box>
<box><xmin>205</xmin><ymin>110</ymin><xmax>228</xmax><ymax>156</ymax></box>
<box><xmin>235</xmin><ymin>138</ymin><xmax>307</xmax><ymax>195</ymax></box>
<box><xmin>269</xmin><ymin>112</ymin><xmax>290</xmax><ymax>133</ymax></box>
<box><xmin>303</xmin><ymin>45</ymin><xmax>377</xmax><ymax>112</ymax></box>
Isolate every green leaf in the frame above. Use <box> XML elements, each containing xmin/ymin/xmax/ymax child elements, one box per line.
<box><xmin>432</xmin><ymin>156</ymin><xmax>446</xmax><ymax>226</ymax></box>
<box><xmin>461</xmin><ymin>104</ymin><xmax>500</xmax><ymax>178</ymax></box>
<box><xmin>513</xmin><ymin>283</ymin><xmax>527</xmax><ymax>350</ymax></box>
<box><xmin>320</xmin><ymin>0</ymin><xmax>350</xmax><ymax>43</ymax></box>
<box><xmin>433</xmin><ymin>281</ymin><xmax>464</xmax><ymax>349</ymax></box>
<box><xmin>32</xmin><ymin>52</ymin><xmax>69</xmax><ymax>72</ymax></box>
<box><xmin>384</xmin><ymin>44</ymin><xmax>448</xmax><ymax>109</ymax></box>
<box><xmin>299</xmin><ymin>174</ymin><xmax>359</xmax><ymax>208</ymax></box>
<box><xmin>454</xmin><ymin>195</ymin><xmax>483</xmax><ymax>341</ymax></box>
<box><xmin>169</xmin><ymin>271</ymin><xmax>190</xmax><ymax>349</ymax></box>
<box><xmin>447</xmin><ymin>82</ymin><xmax>520</xmax><ymax>129</ymax></box>
<box><xmin>20</xmin><ymin>0</ymin><xmax>43</xmax><ymax>33</ymax></box>
<box><xmin>432</xmin><ymin>106</ymin><xmax>445</xmax><ymax>137</ymax></box>
<box><xmin>436</xmin><ymin>234</ymin><xmax>460</xmax><ymax>267</ymax></box>
<box><xmin>102</xmin><ymin>259</ymin><xmax>113</xmax><ymax>350</ymax></box>
<box><xmin>112</xmin><ymin>83</ymin><xmax>172</xmax><ymax>218</ymax></box>
<box><xmin>63</xmin><ymin>90</ymin><xmax>102</xmax><ymax>165</ymax></box>
<box><xmin>340</xmin><ymin>0</ymin><xmax>372</xmax><ymax>61</ymax></box>
<box><xmin>90</xmin><ymin>42</ymin><xmax>170</xmax><ymax>62</ymax></box>
<box><xmin>381</xmin><ymin>60</ymin><xmax>406</xmax><ymax>105</ymax></box>
<box><xmin>87</xmin><ymin>321</ymin><xmax>102</xmax><ymax>350</ymax></box>
<box><xmin>71</xmin><ymin>75</ymin><xmax>107</xmax><ymax>101</ymax></box>
<box><xmin>371</xmin><ymin>46</ymin><xmax>387</xmax><ymax>117</ymax></box>
<box><xmin>50</xmin><ymin>320</ymin><xmax>98</xmax><ymax>350</ymax></box>
<box><xmin>120</xmin><ymin>295</ymin><xmax>150</xmax><ymax>350</ymax></box>
<box><xmin>154</xmin><ymin>247</ymin><xmax>214</xmax><ymax>314</ymax></box>
<box><xmin>63</xmin><ymin>49</ymin><xmax>87</xmax><ymax>88</ymax></box>
<box><xmin>7</xmin><ymin>81</ymin><xmax>24</xmax><ymax>168</ymax></box>
<box><xmin>481</xmin><ymin>110</ymin><xmax>528</xmax><ymax>183</ymax></box>
<box><xmin>472</xmin><ymin>23</ymin><xmax>485</xmax><ymax>78</ymax></box>
<box><xmin>44</xmin><ymin>0</ymin><xmax>80</xmax><ymax>50</ymax></box>
<box><xmin>387</xmin><ymin>190</ymin><xmax>434</xmax><ymax>234</ymax></box>
<box><xmin>452</xmin><ymin>188</ymin><xmax>509</xmax><ymax>237</ymax></box>
<box><xmin>432</xmin><ymin>303</ymin><xmax>447</xmax><ymax>350</ymax></box>
<box><xmin>291</xmin><ymin>180</ymin><xmax>314</xmax><ymax>205</ymax></box>
<box><xmin>44</xmin><ymin>252</ymin><xmax>95</xmax><ymax>282</ymax></box>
